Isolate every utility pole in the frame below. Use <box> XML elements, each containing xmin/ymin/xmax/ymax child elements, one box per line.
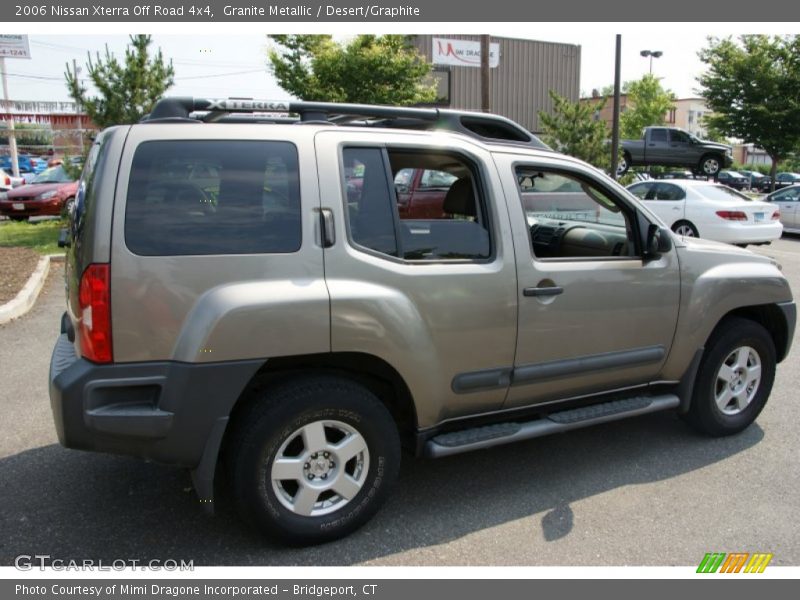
<box><xmin>0</xmin><ymin>57</ymin><xmax>20</xmax><ymax>178</ymax></box>
<box><xmin>611</xmin><ymin>35</ymin><xmax>622</xmax><ymax>180</ymax></box>
<box><xmin>73</xmin><ymin>59</ymin><xmax>84</xmax><ymax>155</ymax></box>
<box><xmin>480</xmin><ymin>35</ymin><xmax>490</xmax><ymax>112</ymax></box>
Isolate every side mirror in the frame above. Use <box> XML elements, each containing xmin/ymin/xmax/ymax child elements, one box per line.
<box><xmin>645</xmin><ymin>223</ymin><xmax>672</xmax><ymax>257</ymax></box>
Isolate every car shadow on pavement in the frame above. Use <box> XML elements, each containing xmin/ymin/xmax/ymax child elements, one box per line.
<box><xmin>0</xmin><ymin>412</ymin><xmax>763</xmax><ymax>566</ymax></box>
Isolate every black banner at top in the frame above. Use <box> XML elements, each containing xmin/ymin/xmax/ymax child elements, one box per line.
<box><xmin>3</xmin><ymin>0</ymin><xmax>800</xmax><ymax>22</ymax></box>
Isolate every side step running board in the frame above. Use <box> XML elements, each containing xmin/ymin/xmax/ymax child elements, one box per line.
<box><xmin>424</xmin><ymin>394</ymin><xmax>679</xmax><ymax>458</ymax></box>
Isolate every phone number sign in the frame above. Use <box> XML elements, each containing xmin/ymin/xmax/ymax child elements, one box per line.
<box><xmin>0</xmin><ymin>35</ymin><xmax>31</xmax><ymax>59</ymax></box>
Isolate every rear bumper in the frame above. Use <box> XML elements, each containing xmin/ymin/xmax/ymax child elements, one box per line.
<box><xmin>698</xmin><ymin>221</ymin><xmax>783</xmax><ymax>244</ymax></box>
<box><xmin>49</xmin><ymin>332</ymin><xmax>262</xmax><ymax>467</ymax></box>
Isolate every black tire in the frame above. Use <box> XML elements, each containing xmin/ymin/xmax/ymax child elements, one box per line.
<box><xmin>684</xmin><ymin>317</ymin><xmax>776</xmax><ymax>436</ymax></box>
<box><xmin>61</xmin><ymin>197</ymin><xmax>75</xmax><ymax>220</ymax></box>
<box><xmin>699</xmin><ymin>154</ymin><xmax>723</xmax><ymax>177</ymax></box>
<box><xmin>617</xmin><ymin>153</ymin><xmax>631</xmax><ymax>177</ymax></box>
<box><xmin>671</xmin><ymin>220</ymin><xmax>699</xmax><ymax>237</ymax></box>
<box><xmin>225</xmin><ymin>375</ymin><xmax>401</xmax><ymax>545</ymax></box>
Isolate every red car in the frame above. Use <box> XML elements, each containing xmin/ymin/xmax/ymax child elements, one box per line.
<box><xmin>0</xmin><ymin>165</ymin><xmax>78</xmax><ymax>221</ymax></box>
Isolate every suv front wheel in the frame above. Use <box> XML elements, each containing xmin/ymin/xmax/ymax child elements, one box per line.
<box><xmin>226</xmin><ymin>376</ymin><xmax>401</xmax><ymax>545</ymax></box>
<box><xmin>685</xmin><ymin>317</ymin><xmax>776</xmax><ymax>436</ymax></box>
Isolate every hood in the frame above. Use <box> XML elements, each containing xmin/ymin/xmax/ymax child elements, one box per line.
<box><xmin>677</xmin><ymin>234</ymin><xmax>773</xmax><ymax>262</ymax></box>
<box><xmin>699</xmin><ymin>140</ymin><xmax>731</xmax><ymax>152</ymax></box>
<box><xmin>6</xmin><ymin>181</ymin><xmax>74</xmax><ymax>198</ymax></box>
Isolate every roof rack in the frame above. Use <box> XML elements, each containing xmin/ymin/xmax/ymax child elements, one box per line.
<box><xmin>142</xmin><ymin>97</ymin><xmax>551</xmax><ymax>150</ymax></box>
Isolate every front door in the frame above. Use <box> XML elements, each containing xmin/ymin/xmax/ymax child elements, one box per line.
<box><xmin>495</xmin><ymin>155</ymin><xmax>681</xmax><ymax>409</ymax></box>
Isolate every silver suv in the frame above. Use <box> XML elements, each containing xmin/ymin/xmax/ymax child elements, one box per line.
<box><xmin>50</xmin><ymin>98</ymin><xmax>795</xmax><ymax>544</ymax></box>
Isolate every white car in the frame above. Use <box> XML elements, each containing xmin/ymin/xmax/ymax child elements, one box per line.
<box><xmin>765</xmin><ymin>184</ymin><xmax>800</xmax><ymax>234</ymax></box>
<box><xmin>627</xmin><ymin>179</ymin><xmax>782</xmax><ymax>245</ymax></box>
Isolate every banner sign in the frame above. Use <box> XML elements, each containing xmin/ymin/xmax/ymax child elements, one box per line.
<box><xmin>432</xmin><ymin>37</ymin><xmax>500</xmax><ymax>68</ymax></box>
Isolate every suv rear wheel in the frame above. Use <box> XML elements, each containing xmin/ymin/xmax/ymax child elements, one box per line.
<box><xmin>685</xmin><ymin>317</ymin><xmax>776</xmax><ymax>436</ymax></box>
<box><xmin>226</xmin><ymin>376</ymin><xmax>401</xmax><ymax>545</ymax></box>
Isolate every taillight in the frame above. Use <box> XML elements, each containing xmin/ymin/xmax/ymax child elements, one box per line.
<box><xmin>772</xmin><ymin>211</ymin><xmax>781</xmax><ymax>220</ymax></box>
<box><xmin>3</xmin><ymin>176</ymin><xmax>9</xmax><ymax>186</ymax></box>
<box><xmin>716</xmin><ymin>211</ymin><xmax>748</xmax><ymax>221</ymax></box>
<box><xmin>78</xmin><ymin>264</ymin><xmax>112</xmax><ymax>363</ymax></box>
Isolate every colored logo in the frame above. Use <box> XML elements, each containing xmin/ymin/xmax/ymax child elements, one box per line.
<box><xmin>697</xmin><ymin>552</ymin><xmax>773</xmax><ymax>573</ymax></box>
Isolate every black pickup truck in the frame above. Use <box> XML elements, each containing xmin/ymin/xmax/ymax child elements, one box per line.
<box><xmin>618</xmin><ymin>126</ymin><xmax>732</xmax><ymax>177</ymax></box>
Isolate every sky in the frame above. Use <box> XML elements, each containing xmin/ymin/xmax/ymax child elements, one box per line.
<box><xmin>1</xmin><ymin>26</ymin><xmax>794</xmax><ymax>104</ymax></box>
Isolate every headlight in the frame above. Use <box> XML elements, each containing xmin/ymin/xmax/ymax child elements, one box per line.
<box><xmin>0</xmin><ymin>192</ymin><xmax>7</xmax><ymax>201</ymax></box>
<box><xmin>38</xmin><ymin>190</ymin><xmax>58</xmax><ymax>200</ymax></box>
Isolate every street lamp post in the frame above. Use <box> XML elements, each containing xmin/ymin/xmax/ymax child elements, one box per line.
<box><xmin>640</xmin><ymin>49</ymin><xmax>663</xmax><ymax>74</ymax></box>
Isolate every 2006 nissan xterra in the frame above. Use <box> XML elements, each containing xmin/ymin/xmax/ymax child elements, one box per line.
<box><xmin>49</xmin><ymin>98</ymin><xmax>795</xmax><ymax>544</ymax></box>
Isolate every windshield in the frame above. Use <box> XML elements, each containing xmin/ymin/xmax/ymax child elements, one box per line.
<box><xmin>724</xmin><ymin>171</ymin><xmax>743</xmax><ymax>178</ymax></box>
<box><xmin>32</xmin><ymin>166</ymin><xmax>72</xmax><ymax>184</ymax></box>
<box><xmin>696</xmin><ymin>185</ymin><xmax>751</xmax><ymax>202</ymax></box>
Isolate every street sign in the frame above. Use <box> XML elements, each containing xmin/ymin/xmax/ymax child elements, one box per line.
<box><xmin>0</xmin><ymin>35</ymin><xmax>32</xmax><ymax>59</ymax></box>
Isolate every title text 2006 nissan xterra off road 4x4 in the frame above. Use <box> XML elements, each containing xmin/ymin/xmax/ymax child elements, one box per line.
<box><xmin>50</xmin><ymin>98</ymin><xmax>795</xmax><ymax>544</ymax></box>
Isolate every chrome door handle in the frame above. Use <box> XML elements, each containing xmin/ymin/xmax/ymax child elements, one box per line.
<box><xmin>523</xmin><ymin>286</ymin><xmax>564</xmax><ymax>298</ymax></box>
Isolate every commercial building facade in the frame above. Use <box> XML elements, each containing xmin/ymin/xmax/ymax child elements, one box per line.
<box><xmin>410</xmin><ymin>35</ymin><xmax>581</xmax><ymax>133</ymax></box>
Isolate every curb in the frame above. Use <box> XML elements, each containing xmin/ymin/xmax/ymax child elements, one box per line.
<box><xmin>0</xmin><ymin>253</ymin><xmax>64</xmax><ymax>325</ymax></box>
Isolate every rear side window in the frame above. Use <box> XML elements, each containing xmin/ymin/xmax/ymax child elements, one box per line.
<box><xmin>342</xmin><ymin>147</ymin><xmax>491</xmax><ymax>261</ymax></box>
<box><xmin>125</xmin><ymin>140</ymin><xmax>301</xmax><ymax>256</ymax></box>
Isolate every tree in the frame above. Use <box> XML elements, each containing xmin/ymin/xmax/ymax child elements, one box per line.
<box><xmin>538</xmin><ymin>90</ymin><xmax>612</xmax><ymax>171</ymax></box>
<box><xmin>698</xmin><ymin>35</ymin><xmax>800</xmax><ymax>189</ymax></box>
<box><xmin>65</xmin><ymin>35</ymin><xmax>174</xmax><ymax>128</ymax></box>
<box><xmin>619</xmin><ymin>74</ymin><xmax>675</xmax><ymax>139</ymax></box>
<box><xmin>267</xmin><ymin>35</ymin><xmax>436</xmax><ymax>105</ymax></box>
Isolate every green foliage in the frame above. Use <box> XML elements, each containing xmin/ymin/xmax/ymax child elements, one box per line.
<box><xmin>65</xmin><ymin>35</ymin><xmax>175</xmax><ymax>128</ymax></box>
<box><xmin>538</xmin><ymin>90</ymin><xmax>613</xmax><ymax>171</ymax></box>
<box><xmin>0</xmin><ymin>123</ymin><xmax>54</xmax><ymax>147</ymax></box>
<box><xmin>698</xmin><ymin>35</ymin><xmax>800</xmax><ymax>183</ymax></box>
<box><xmin>0</xmin><ymin>219</ymin><xmax>64</xmax><ymax>255</ymax></box>
<box><xmin>620</xmin><ymin>74</ymin><xmax>676</xmax><ymax>139</ymax></box>
<box><xmin>267</xmin><ymin>35</ymin><xmax>436</xmax><ymax>105</ymax></box>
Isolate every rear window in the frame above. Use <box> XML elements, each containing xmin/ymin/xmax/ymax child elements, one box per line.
<box><xmin>125</xmin><ymin>140</ymin><xmax>301</xmax><ymax>256</ymax></box>
<box><xmin>695</xmin><ymin>185</ymin><xmax>750</xmax><ymax>202</ymax></box>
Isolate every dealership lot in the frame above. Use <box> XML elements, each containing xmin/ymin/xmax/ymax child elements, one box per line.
<box><xmin>1</xmin><ymin>239</ymin><xmax>799</xmax><ymax>566</ymax></box>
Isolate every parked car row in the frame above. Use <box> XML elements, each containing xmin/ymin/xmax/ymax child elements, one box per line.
<box><xmin>0</xmin><ymin>164</ymin><xmax>78</xmax><ymax>221</ymax></box>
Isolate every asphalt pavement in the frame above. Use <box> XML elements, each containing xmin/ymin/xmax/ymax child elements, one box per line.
<box><xmin>1</xmin><ymin>239</ymin><xmax>799</xmax><ymax>566</ymax></box>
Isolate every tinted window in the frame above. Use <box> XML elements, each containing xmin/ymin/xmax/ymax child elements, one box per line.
<box><xmin>669</xmin><ymin>130</ymin><xmax>691</xmax><ymax>144</ymax></box>
<box><xmin>342</xmin><ymin>148</ymin><xmax>491</xmax><ymax>261</ymax></box>
<box><xmin>627</xmin><ymin>183</ymin><xmax>653</xmax><ymax>199</ymax></box>
<box><xmin>774</xmin><ymin>188</ymin><xmax>800</xmax><ymax>201</ymax></box>
<box><xmin>517</xmin><ymin>167</ymin><xmax>635</xmax><ymax>259</ymax></box>
<box><xmin>125</xmin><ymin>141</ymin><xmax>300</xmax><ymax>256</ymax></box>
<box><xmin>343</xmin><ymin>147</ymin><xmax>399</xmax><ymax>257</ymax></box>
<box><xmin>653</xmin><ymin>183</ymin><xmax>686</xmax><ymax>200</ymax></box>
<box><xmin>650</xmin><ymin>129</ymin><xmax>668</xmax><ymax>142</ymax></box>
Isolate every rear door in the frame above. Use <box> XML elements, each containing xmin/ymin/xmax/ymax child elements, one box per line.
<box><xmin>627</xmin><ymin>181</ymin><xmax>685</xmax><ymax>228</ymax></box>
<box><xmin>645</xmin><ymin>128</ymin><xmax>672</xmax><ymax>164</ymax></box>
<box><xmin>314</xmin><ymin>130</ymin><xmax>518</xmax><ymax>427</ymax></box>
<box><xmin>110</xmin><ymin>124</ymin><xmax>330</xmax><ymax>363</ymax></box>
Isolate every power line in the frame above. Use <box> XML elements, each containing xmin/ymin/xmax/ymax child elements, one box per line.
<box><xmin>2</xmin><ymin>68</ymin><xmax>266</xmax><ymax>83</ymax></box>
